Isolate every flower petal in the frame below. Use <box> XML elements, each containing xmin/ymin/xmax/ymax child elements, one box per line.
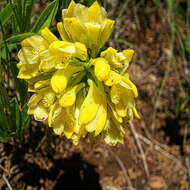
<box><xmin>51</xmin><ymin>65</ymin><xmax>83</xmax><ymax>93</ymax></box>
<box><xmin>79</xmin><ymin>79</ymin><xmax>99</xmax><ymax>124</ymax></box>
<box><xmin>104</xmin><ymin>71</ymin><xmax>122</xmax><ymax>86</ymax></box>
<box><xmin>59</xmin><ymin>83</ymin><xmax>85</xmax><ymax>107</ymax></box>
<box><xmin>94</xmin><ymin>58</ymin><xmax>110</xmax><ymax>81</ymax></box>
<box><xmin>40</xmin><ymin>27</ymin><xmax>58</xmax><ymax>44</ymax></box>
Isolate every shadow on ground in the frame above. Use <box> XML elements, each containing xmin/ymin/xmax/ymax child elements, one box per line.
<box><xmin>17</xmin><ymin>153</ymin><xmax>102</xmax><ymax>190</ymax></box>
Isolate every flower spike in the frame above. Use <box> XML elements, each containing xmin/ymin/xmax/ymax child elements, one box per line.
<box><xmin>17</xmin><ymin>0</ymin><xmax>139</xmax><ymax>145</ymax></box>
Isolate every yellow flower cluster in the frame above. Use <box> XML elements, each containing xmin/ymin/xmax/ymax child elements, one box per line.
<box><xmin>17</xmin><ymin>1</ymin><xmax>140</xmax><ymax>145</ymax></box>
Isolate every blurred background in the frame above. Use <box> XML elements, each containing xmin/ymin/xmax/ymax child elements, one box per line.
<box><xmin>0</xmin><ymin>0</ymin><xmax>190</xmax><ymax>189</ymax></box>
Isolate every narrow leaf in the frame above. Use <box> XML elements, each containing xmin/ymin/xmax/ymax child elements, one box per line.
<box><xmin>0</xmin><ymin>33</ymin><xmax>35</xmax><ymax>48</ymax></box>
<box><xmin>10</xmin><ymin>98</ymin><xmax>20</xmax><ymax>132</ymax></box>
<box><xmin>32</xmin><ymin>0</ymin><xmax>59</xmax><ymax>32</ymax></box>
<box><xmin>23</xmin><ymin>0</ymin><xmax>35</xmax><ymax>31</ymax></box>
<box><xmin>0</xmin><ymin>4</ymin><xmax>13</xmax><ymax>25</ymax></box>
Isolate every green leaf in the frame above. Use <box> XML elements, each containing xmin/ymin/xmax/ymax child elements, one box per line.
<box><xmin>32</xmin><ymin>0</ymin><xmax>59</xmax><ymax>32</ymax></box>
<box><xmin>0</xmin><ymin>136</ymin><xmax>12</xmax><ymax>143</ymax></box>
<box><xmin>21</xmin><ymin>104</ymin><xmax>30</xmax><ymax>135</ymax></box>
<box><xmin>0</xmin><ymin>84</ymin><xmax>12</xmax><ymax>140</ymax></box>
<box><xmin>10</xmin><ymin>98</ymin><xmax>20</xmax><ymax>132</ymax></box>
<box><xmin>0</xmin><ymin>4</ymin><xmax>13</xmax><ymax>25</ymax></box>
<box><xmin>9</xmin><ymin>61</ymin><xmax>28</xmax><ymax>104</ymax></box>
<box><xmin>10</xmin><ymin>0</ymin><xmax>23</xmax><ymax>32</ymax></box>
<box><xmin>0</xmin><ymin>32</ymin><xmax>35</xmax><ymax>48</ymax></box>
<box><xmin>23</xmin><ymin>0</ymin><xmax>35</xmax><ymax>31</ymax></box>
<box><xmin>152</xmin><ymin>0</ymin><xmax>163</xmax><ymax>8</ymax></box>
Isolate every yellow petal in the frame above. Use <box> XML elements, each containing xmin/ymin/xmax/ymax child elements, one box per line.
<box><xmin>63</xmin><ymin>17</ymin><xmax>87</xmax><ymax>43</ymax></box>
<box><xmin>85</xmin><ymin>23</ymin><xmax>101</xmax><ymax>49</ymax></box>
<box><xmin>104</xmin><ymin>71</ymin><xmax>122</xmax><ymax>86</ymax></box>
<box><xmin>101</xmin><ymin>47</ymin><xmax>124</xmax><ymax>68</ymax></box>
<box><xmin>17</xmin><ymin>63</ymin><xmax>39</xmax><ymax>79</ymax></box>
<box><xmin>115</xmin><ymin>103</ymin><xmax>127</xmax><ymax>117</ymax></box>
<box><xmin>49</xmin><ymin>41</ymin><xmax>76</xmax><ymax>56</ymax></box>
<box><xmin>88</xmin><ymin>1</ymin><xmax>104</xmax><ymax>23</ymax></box>
<box><xmin>33</xmin><ymin>105</ymin><xmax>48</xmax><ymax>121</ymax></box>
<box><xmin>50</xmin><ymin>70</ymin><xmax>68</xmax><ymax>93</ymax></box>
<box><xmin>63</xmin><ymin>0</ymin><xmax>76</xmax><ymax>17</ymax></box>
<box><xmin>83</xmin><ymin>82</ymin><xmax>107</xmax><ymax>136</ymax></box>
<box><xmin>85</xmin><ymin>93</ymin><xmax>107</xmax><ymax>134</ymax></box>
<box><xmin>104</xmin><ymin>119</ymin><xmax>124</xmax><ymax>145</ymax></box>
<box><xmin>39</xmin><ymin>60</ymin><xmax>56</xmax><ymax>72</ymax></box>
<box><xmin>122</xmin><ymin>76</ymin><xmax>138</xmax><ymax>97</ymax></box>
<box><xmin>53</xmin><ymin>124</ymin><xmax>64</xmax><ymax>135</ymax></box>
<box><xmin>28</xmin><ymin>93</ymin><xmax>43</xmax><ymax>108</ymax></box>
<box><xmin>40</xmin><ymin>27</ymin><xmax>58</xmax><ymax>44</ymax></box>
<box><xmin>94</xmin><ymin>103</ymin><xmax>107</xmax><ymax>136</ymax></box>
<box><xmin>18</xmin><ymin>47</ymin><xmax>38</xmax><ymax>65</ymax></box>
<box><xmin>28</xmin><ymin>85</ymin><xmax>36</xmax><ymax>92</ymax></box>
<box><xmin>100</xmin><ymin>47</ymin><xmax>133</xmax><ymax>68</ymax></box>
<box><xmin>133</xmin><ymin>106</ymin><xmax>141</xmax><ymax>119</ymax></box>
<box><xmin>48</xmin><ymin>104</ymin><xmax>55</xmax><ymax>126</ymax></box>
<box><xmin>64</xmin><ymin>125</ymin><xmax>74</xmax><ymax>138</ymax></box>
<box><xmin>71</xmin><ymin>124</ymin><xmax>87</xmax><ymax>145</ymax></box>
<box><xmin>51</xmin><ymin>65</ymin><xmax>83</xmax><ymax>93</ymax></box>
<box><xmin>101</xmin><ymin>47</ymin><xmax>117</xmax><ymax>60</ymax></box>
<box><xmin>108</xmin><ymin>100</ymin><xmax>123</xmax><ymax>123</ymax></box>
<box><xmin>99</xmin><ymin>19</ymin><xmax>115</xmax><ymax>47</ymax></box>
<box><xmin>79</xmin><ymin>79</ymin><xmax>99</xmax><ymax>124</ymax></box>
<box><xmin>73</xmin><ymin>91</ymin><xmax>84</xmax><ymax>133</ymax></box>
<box><xmin>112</xmin><ymin>109</ymin><xmax>123</xmax><ymax>123</ymax></box>
<box><xmin>71</xmin><ymin>4</ymin><xmax>87</xmax><ymax>23</ymax></box>
<box><xmin>34</xmin><ymin>79</ymin><xmax>50</xmax><ymax>90</ymax></box>
<box><xmin>110</xmin><ymin>83</ymin><xmax>131</xmax><ymax>104</ymax></box>
<box><xmin>59</xmin><ymin>83</ymin><xmax>85</xmax><ymax>107</ymax></box>
<box><xmin>21</xmin><ymin>35</ymin><xmax>49</xmax><ymax>49</ymax></box>
<box><xmin>94</xmin><ymin>58</ymin><xmax>110</xmax><ymax>81</ymax></box>
<box><xmin>52</xmin><ymin>113</ymin><xmax>65</xmax><ymax>135</ymax></box>
<box><xmin>41</xmin><ymin>91</ymin><xmax>56</xmax><ymax>108</ymax></box>
<box><xmin>48</xmin><ymin>103</ymin><xmax>63</xmax><ymax>127</ymax></box>
<box><xmin>122</xmin><ymin>49</ymin><xmax>135</xmax><ymax>62</ymax></box>
<box><xmin>110</xmin><ymin>85</ymin><xmax>121</xmax><ymax>104</ymax></box>
<box><xmin>57</xmin><ymin>22</ymin><xmax>70</xmax><ymax>41</ymax></box>
<box><xmin>74</xmin><ymin>42</ymin><xmax>88</xmax><ymax>61</ymax></box>
<box><xmin>62</xmin><ymin>108</ymin><xmax>76</xmax><ymax>139</ymax></box>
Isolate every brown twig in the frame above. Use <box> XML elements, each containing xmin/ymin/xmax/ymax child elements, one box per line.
<box><xmin>108</xmin><ymin>149</ymin><xmax>135</xmax><ymax>190</ymax></box>
<box><xmin>129</xmin><ymin>123</ymin><xmax>150</xmax><ymax>179</ymax></box>
<box><xmin>151</xmin><ymin>53</ymin><xmax>170</xmax><ymax>131</ymax></box>
<box><xmin>2</xmin><ymin>175</ymin><xmax>12</xmax><ymax>190</ymax></box>
<box><xmin>185</xmin><ymin>157</ymin><xmax>190</xmax><ymax>184</ymax></box>
<box><xmin>0</xmin><ymin>164</ymin><xmax>9</xmax><ymax>173</ymax></box>
<box><xmin>138</xmin><ymin>134</ymin><xmax>187</xmax><ymax>172</ymax></box>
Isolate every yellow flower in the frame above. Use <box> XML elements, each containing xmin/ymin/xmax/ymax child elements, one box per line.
<box><xmin>50</xmin><ymin>65</ymin><xmax>84</xmax><ymax>93</ymax></box>
<box><xmin>104</xmin><ymin>71</ymin><xmax>122</xmax><ymax>86</ymax></box>
<box><xmin>59</xmin><ymin>83</ymin><xmax>85</xmax><ymax>107</ymax></box>
<box><xmin>104</xmin><ymin>116</ymin><xmax>125</xmax><ymax>145</ymax></box>
<box><xmin>17</xmin><ymin>35</ymin><xmax>49</xmax><ymax>79</ymax></box>
<box><xmin>27</xmin><ymin>87</ymin><xmax>56</xmax><ymax>121</ymax></box>
<box><xmin>57</xmin><ymin>1</ymin><xmax>115</xmax><ymax>55</ymax></box>
<box><xmin>48</xmin><ymin>40</ymin><xmax>88</xmax><ymax>62</ymax></box>
<box><xmin>92</xmin><ymin>58</ymin><xmax>110</xmax><ymax>81</ymax></box>
<box><xmin>79</xmin><ymin>79</ymin><xmax>107</xmax><ymax>136</ymax></box>
<box><xmin>101</xmin><ymin>47</ymin><xmax>135</xmax><ymax>68</ymax></box>
<box><xmin>110</xmin><ymin>84</ymin><xmax>140</xmax><ymax>120</ymax></box>
<box><xmin>40</xmin><ymin>27</ymin><xmax>59</xmax><ymax>43</ymax></box>
<box><xmin>39</xmin><ymin>34</ymin><xmax>88</xmax><ymax>72</ymax></box>
<box><xmin>79</xmin><ymin>79</ymin><xmax>100</xmax><ymax>125</ymax></box>
<box><xmin>17</xmin><ymin>1</ymin><xmax>140</xmax><ymax>146</ymax></box>
<box><xmin>48</xmin><ymin>103</ymin><xmax>85</xmax><ymax>141</ymax></box>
